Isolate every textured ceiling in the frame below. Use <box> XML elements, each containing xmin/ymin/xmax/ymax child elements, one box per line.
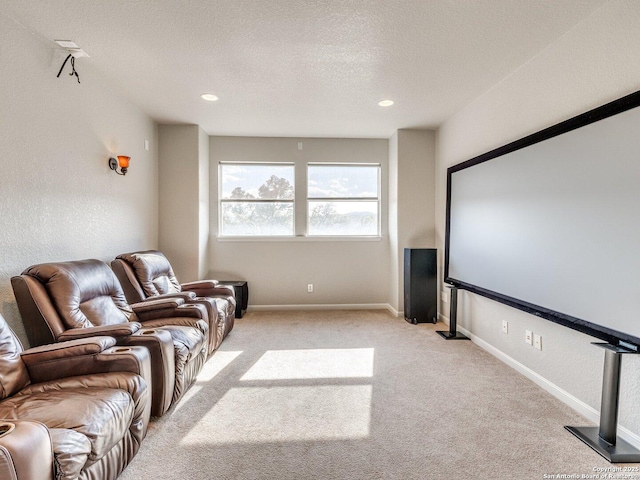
<box><xmin>1</xmin><ymin>0</ymin><xmax>607</xmax><ymax>138</ymax></box>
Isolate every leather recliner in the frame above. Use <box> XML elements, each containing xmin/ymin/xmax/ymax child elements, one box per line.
<box><xmin>0</xmin><ymin>313</ymin><xmax>151</xmax><ymax>480</ymax></box>
<box><xmin>112</xmin><ymin>250</ymin><xmax>235</xmax><ymax>353</ymax></box>
<box><xmin>11</xmin><ymin>259</ymin><xmax>209</xmax><ymax>416</ymax></box>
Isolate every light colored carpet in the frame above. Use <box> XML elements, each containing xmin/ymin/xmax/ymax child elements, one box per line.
<box><xmin>119</xmin><ymin>310</ymin><xmax>615</xmax><ymax>480</ymax></box>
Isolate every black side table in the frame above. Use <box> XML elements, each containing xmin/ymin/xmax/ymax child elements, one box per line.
<box><xmin>219</xmin><ymin>281</ymin><xmax>248</xmax><ymax>318</ymax></box>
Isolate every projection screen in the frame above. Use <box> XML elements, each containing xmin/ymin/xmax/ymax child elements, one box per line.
<box><xmin>445</xmin><ymin>90</ymin><xmax>640</xmax><ymax>348</ymax></box>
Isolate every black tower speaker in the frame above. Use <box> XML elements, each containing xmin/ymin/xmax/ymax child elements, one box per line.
<box><xmin>404</xmin><ymin>248</ymin><xmax>437</xmax><ymax>324</ymax></box>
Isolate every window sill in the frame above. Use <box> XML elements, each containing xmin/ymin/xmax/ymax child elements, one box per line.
<box><xmin>215</xmin><ymin>235</ymin><xmax>383</xmax><ymax>242</ymax></box>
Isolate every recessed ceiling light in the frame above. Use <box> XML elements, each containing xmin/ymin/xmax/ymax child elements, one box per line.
<box><xmin>378</xmin><ymin>100</ymin><xmax>394</xmax><ymax>107</ymax></box>
<box><xmin>201</xmin><ymin>93</ymin><xmax>219</xmax><ymax>102</ymax></box>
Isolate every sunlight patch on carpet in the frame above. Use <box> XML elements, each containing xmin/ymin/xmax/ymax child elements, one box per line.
<box><xmin>172</xmin><ymin>351</ymin><xmax>243</xmax><ymax>413</ymax></box>
<box><xmin>171</xmin><ymin>385</ymin><xmax>203</xmax><ymax>413</ymax></box>
<box><xmin>180</xmin><ymin>385</ymin><xmax>372</xmax><ymax>444</ymax></box>
<box><xmin>240</xmin><ymin>348</ymin><xmax>374</xmax><ymax>380</ymax></box>
<box><xmin>198</xmin><ymin>350</ymin><xmax>243</xmax><ymax>382</ymax></box>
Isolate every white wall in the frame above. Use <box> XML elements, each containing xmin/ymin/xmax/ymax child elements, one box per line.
<box><xmin>436</xmin><ymin>0</ymin><xmax>640</xmax><ymax>438</ymax></box>
<box><xmin>209</xmin><ymin>136</ymin><xmax>390</xmax><ymax>307</ymax></box>
<box><xmin>388</xmin><ymin>130</ymin><xmax>436</xmax><ymax>314</ymax></box>
<box><xmin>158</xmin><ymin>124</ymin><xmax>209</xmax><ymax>282</ymax></box>
<box><xmin>0</xmin><ymin>12</ymin><xmax>158</xmax><ymax>345</ymax></box>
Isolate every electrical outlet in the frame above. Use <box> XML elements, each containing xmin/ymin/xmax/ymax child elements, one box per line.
<box><xmin>534</xmin><ymin>334</ymin><xmax>542</xmax><ymax>350</ymax></box>
<box><xmin>441</xmin><ymin>291</ymin><xmax>448</xmax><ymax>303</ymax></box>
<box><xmin>525</xmin><ymin>330</ymin><xmax>533</xmax><ymax>345</ymax></box>
<box><xmin>501</xmin><ymin>320</ymin><xmax>508</xmax><ymax>334</ymax></box>
<box><xmin>307</xmin><ymin>284</ymin><xmax>313</xmax><ymax>293</ymax></box>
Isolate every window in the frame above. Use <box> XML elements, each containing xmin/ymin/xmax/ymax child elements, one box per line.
<box><xmin>307</xmin><ymin>164</ymin><xmax>380</xmax><ymax>236</ymax></box>
<box><xmin>220</xmin><ymin>163</ymin><xmax>295</xmax><ymax>236</ymax></box>
<box><xmin>219</xmin><ymin>162</ymin><xmax>381</xmax><ymax>238</ymax></box>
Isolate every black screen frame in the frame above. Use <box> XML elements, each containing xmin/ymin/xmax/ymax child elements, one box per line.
<box><xmin>444</xmin><ymin>89</ymin><xmax>640</xmax><ymax>350</ymax></box>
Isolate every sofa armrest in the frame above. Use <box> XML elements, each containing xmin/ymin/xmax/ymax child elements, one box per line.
<box><xmin>139</xmin><ymin>303</ymin><xmax>207</xmax><ymax>322</ymax></box>
<box><xmin>131</xmin><ymin>298</ymin><xmax>184</xmax><ymax>311</ymax></box>
<box><xmin>95</xmin><ymin>346</ymin><xmax>152</xmax><ymax>386</ymax></box>
<box><xmin>21</xmin><ymin>336</ymin><xmax>116</xmax><ymax>366</ymax></box>
<box><xmin>139</xmin><ymin>316</ymin><xmax>209</xmax><ymax>333</ymax></box>
<box><xmin>72</xmin><ymin>349</ymin><xmax>152</xmax><ymax>428</ymax></box>
<box><xmin>119</xmin><ymin>328</ymin><xmax>175</xmax><ymax>417</ymax></box>
<box><xmin>57</xmin><ymin>322</ymin><xmax>141</xmax><ymax>342</ymax></box>
<box><xmin>181</xmin><ymin>279</ymin><xmax>218</xmax><ymax>289</ymax></box>
<box><xmin>176</xmin><ymin>303</ymin><xmax>207</xmax><ymax>318</ymax></box>
<box><xmin>131</xmin><ymin>298</ymin><xmax>188</xmax><ymax>321</ymax></box>
<box><xmin>181</xmin><ymin>280</ymin><xmax>234</xmax><ymax>298</ymax></box>
<box><xmin>21</xmin><ymin>337</ymin><xmax>152</xmax><ymax>388</ymax></box>
<box><xmin>132</xmin><ymin>299</ymin><xmax>207</xmax><ymax>322</ymax></box>
<box><xmin>154</xmin><ymin>292</ymin><xmax>197</xmax><ymax>301</ymax></box>
<box><xmin>0</xmin><ymin>420</ymin><xmax>53</xmax><ymax>480</ymax></box>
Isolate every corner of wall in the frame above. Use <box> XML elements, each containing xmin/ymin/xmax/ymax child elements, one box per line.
<box><xmin>158</xmin><ymin>124</ymin><xmax>202</xmax><ymax>281</ymax></box>
<box><xmin>388</xmin><ymin>129</ymin><xmax>437</xmax><ymax>313</ymax></box>
<box><xmin>198</xmin><ymin>126</ymin><xmax>210</xmax><ymax>279</ymax></box>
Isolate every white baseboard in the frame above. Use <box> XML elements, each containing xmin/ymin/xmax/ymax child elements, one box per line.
<box><xmin>438</xmin><ymin>314</ymin><xmax>640</xmax><ymax>449</ymax></box>
<box><xmin>249</xmin><ymin>303</ymin><xmax>398</xmax><ymax>316</ymax></box>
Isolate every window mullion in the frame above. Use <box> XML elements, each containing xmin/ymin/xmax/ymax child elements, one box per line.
<box><xmin>295</xmin><ymin>160</ymin><xmax>306</xmax><ymax>236</ymax></box>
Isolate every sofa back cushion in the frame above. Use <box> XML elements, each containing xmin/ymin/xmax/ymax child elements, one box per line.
<box><xmin>116</xmin><ymin>251</ymin><xmax>181</xmax><ymax>297</ymax></box>
<box><xmin>0</xmin><ymin>314</ymin><xmax>30</xmax><ymax>399</ymax></box>
<box><xmin>23</xmin><ymin>260</ymin><xmax>132</xmax><ymax>329</ymax></box>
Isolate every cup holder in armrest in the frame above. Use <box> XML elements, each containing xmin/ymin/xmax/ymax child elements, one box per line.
<box><xmin>0</xmin><ymin>422</ymin><xmax>16</xmax><ymax>438</ymax></box>
<box><xmin>141</xmin><ymin>330</ymin><xmax>156</xmax><ymax>335</ymax></box>
<box><xmin>114</xmin><ymin>347</ymin><xmax>131</xmax><ymax>353</ymax></box>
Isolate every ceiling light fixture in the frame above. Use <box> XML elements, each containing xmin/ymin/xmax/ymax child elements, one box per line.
<box><xmin>378</xmin><ymin>100</ymin><xmax>394</xmax><ymax>107</ymax></box>
<box><xmin>201</xmin><ymin>94</ymin><xmax>219</xmax><ymax>102</ymax></box>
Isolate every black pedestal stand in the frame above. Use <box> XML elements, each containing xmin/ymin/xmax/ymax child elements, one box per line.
<box><xmin>565</xmin><ymin>343</ymin><xmax>640</xmax><ymax>462</ymax></box>
<box><xmin>436</xmin><ymin>286</ymin><xmax>469</xmax><ymax>340</ymax></box>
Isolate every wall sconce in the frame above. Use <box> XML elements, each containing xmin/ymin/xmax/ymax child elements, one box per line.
<box><xmin>108</xmin><ymin>156</ymin><xmax>130</xmax><ymax>175</ymax></box>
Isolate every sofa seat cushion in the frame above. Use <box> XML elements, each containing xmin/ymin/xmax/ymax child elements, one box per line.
<box><xmin>213</xmin><ymin>298</ymin><xmax>235</xmax><ymax>318</ymax></box>
<box><xmin>48</xmin><ymin>428</ymin><xmax>92</xmax><ymax>480</ymax></box>
<box><xmin>158</xmin><ymin>325</ymin><xmax>207</xmax><ymax>366</ymax></box>
<box><xmin>0</xmin><ymin>387</ymin><xmax>134</xmax><ymax>462</ymax></box>
<box><xmin>189</xmin><ymin>297</ymin><xmax>231</xmax><ymax>330</ymax></box>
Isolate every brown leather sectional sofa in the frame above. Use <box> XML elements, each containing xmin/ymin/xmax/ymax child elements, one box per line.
<box><xmin>12</xmin><ymin>259</ymin><xmax>209</xmax><ymax>417</ymax></box>
<box><xmin>0</xmin><ymin>314</ymin><xmax>151</xmax><ymax>480</ymax></box>
<box><xmin>112</xmin><ymin>250</ymin><xmax>235</xmax><ymax>353</ymax></box>
<box><xmin>4</xmin><ymin>252</ymin><xmax>238</xmax><ymax>479</ymax></box>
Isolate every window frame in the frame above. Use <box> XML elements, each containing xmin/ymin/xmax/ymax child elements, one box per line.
<box><xmin>306</xmin><ymin>162</ymin><xmax>382</xmax><ymax>237</ymax></box>
<box><xmin>218</xmin><ymin>161</ymin><xmax>296</xmax><ymax>237</ymax></box>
